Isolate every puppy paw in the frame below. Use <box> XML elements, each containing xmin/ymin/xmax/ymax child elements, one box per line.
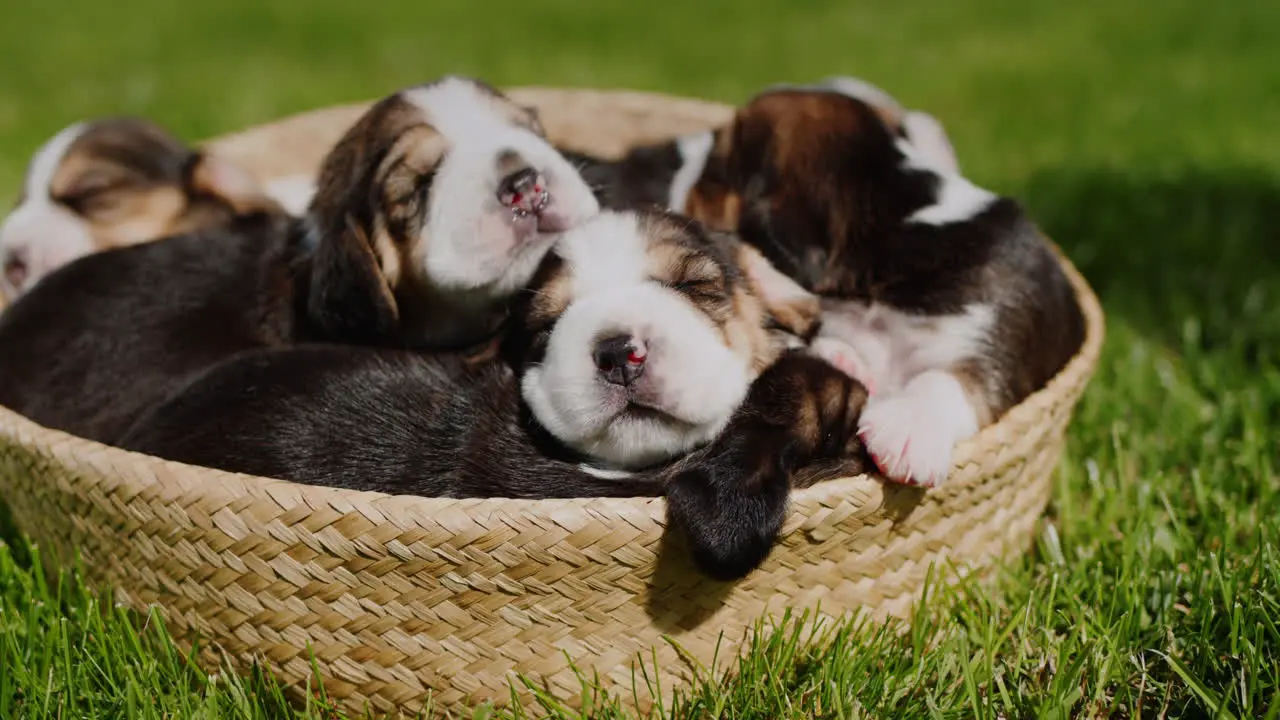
<box><xmin>857</xmin><ymin>394</ymin><xmax>955</xmax><ymax>487</ymax></box>
<box><xmin>809</xmin><ymin>337</ymin><xmax>876</xmax><ymax>394</ymax></box>
<box><xmin>857</xmin><ymin>368</ymin><xmax>984</xmax><ymax>488</ymax></box>
<box><xmin>664</xmin><ymin>457</ymin><xmax>789</xmax><ymax>581</ymax></box>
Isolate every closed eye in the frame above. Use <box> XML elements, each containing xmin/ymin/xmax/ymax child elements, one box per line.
<box><xmin>57</xmin><ymin>170</ymin><xmax>139</xmax><ymax>206</ymax></box>
<box><xmin>665</xmin><ymin>277</ymin><xmax>727</xmax><ymax>302</ymax></box>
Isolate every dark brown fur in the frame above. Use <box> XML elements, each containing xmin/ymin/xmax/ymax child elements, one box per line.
<box><xmin>696</xmin><ymin>89</ymin><xmax>1085</xmax><ymax>417</ymax></box>
<box><xmin>0</xmin><ymin>210</ymin><xmax>307</xmax><ymax>444</ymax></box>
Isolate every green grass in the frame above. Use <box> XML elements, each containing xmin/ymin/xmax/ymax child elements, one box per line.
<box><xmin>2</xmin><ymin>0</ymin><xmax>1279</xmax><ymax>717</ymax></box>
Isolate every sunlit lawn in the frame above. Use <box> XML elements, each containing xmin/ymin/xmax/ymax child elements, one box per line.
<box><xmin>2</xmin><ymin>0</ymin><xmax>1279</xmax><ymax>716</ymax></box>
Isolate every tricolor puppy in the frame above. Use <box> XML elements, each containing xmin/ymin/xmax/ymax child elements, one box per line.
<box><xmin>565</xmin><ymin>75</ymin><xmax>961</xmax><ymax>213</ymax></box>
<box><xmin>677</xmin><ymin>85</ymin><xmax>1086</xmax><ymax>488</ymax></box>
<box><xmin>0</xmin><ymin>117</ymin><xmax>282</xmax><ymax>301</ymax></box>
<box><xmin>120</xmin><ymin>208</ymin><xmax>865</xmax><ymax>580</ymax></box>
<box><xmin>303</xmin><ymin>75</ymin><xmax>601</xmax><ymax>350</ymax></box>
<box><xmin>0</xmin><ymin>76</ymin><xmax>601</xmax><ymax>443</ymax></box>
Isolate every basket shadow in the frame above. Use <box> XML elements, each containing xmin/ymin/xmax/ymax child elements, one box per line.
<box><xmin>645</xmin><ymin>526</ymin><xmax>737</xmax><ymax>633</ymax></box>
<box><xmin>1023</xmin><ymin>167</ymin><xmax>1280</xmax><ymax>366</ymax></box>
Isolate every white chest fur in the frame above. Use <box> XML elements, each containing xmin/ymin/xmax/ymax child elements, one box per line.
<box><xmin>814</xmin><ymin>298</ymin><xmax>994</xmax><ymax>394</ymax></box>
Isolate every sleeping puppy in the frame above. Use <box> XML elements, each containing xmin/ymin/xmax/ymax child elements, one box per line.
<box><xmin>120</xmin><ymin>209</ymin><xmax>864</xmax><ymax>579</ymax></box>
<box><xmin>0</xmin><ymin>76</ymin><xmax>600</xmax><ymax>444</ymax></box>
<box><xmin>677</xmin><ymin>86</ymin><xmax>1087</xmax><ymax>488</ymax></box>
<box><xmin>564</xmin><ymin>75</ymin><xmax>961</xmax><ymax>213</ymax></box>
<box><xmin>303</xmin><ymin>75</ymin><xmax>600</xmax><ymax>351</ymax></box>
<box><xmin>121</xmin><ymin>207</ymin><xmax>824</xmax><ymax>478</ymax></box>
<box><xmin>0</xmin><ymin>117</ymin><xmax>283</xmax><ymax>301</ymax></box>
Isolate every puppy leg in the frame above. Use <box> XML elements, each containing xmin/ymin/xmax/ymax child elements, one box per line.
<box><xmin>664</xmin><ymin>352</ymin><xmax>869</xmax><ymax>580</ymax></box>
<box><xmin>857</xmin><ymin>369</ymin><xmax>980</xmax><ymax>488</ymax></box>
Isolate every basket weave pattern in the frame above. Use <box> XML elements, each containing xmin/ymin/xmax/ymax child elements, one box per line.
<box><xmin>0</xmin><ymin>88</ymin><xmax>1105</xmax><ymax>715</ymax></box>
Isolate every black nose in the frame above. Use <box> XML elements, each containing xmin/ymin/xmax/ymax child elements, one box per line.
<box><xmin>593</xmin><ymin>335</ymin><xmax>647</xmax><ymax>386</ymax></box>
<box><xmin>497</xmin><ymin>167</ymin><xmax>547</xmax><ymax>213</ymax></box>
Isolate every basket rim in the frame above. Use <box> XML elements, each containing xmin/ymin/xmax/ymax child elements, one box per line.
<box><xmin>0</xmin><ymin>87</ymin><xmax>1106</xmax><ymax>518</ymax></box>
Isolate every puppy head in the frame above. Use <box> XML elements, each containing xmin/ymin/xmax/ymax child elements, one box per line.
<box><xmin>506</xmin><ymin>209</ymin><xmax>820</xmax><ymax>470</ymax></box>
<box><xmin>679</xmin><ymin>86</ymin><xmax>950</xmax><ymax>296</ymax></box>
<box><xmin>0</xmin><ymin>118</ymin><xmax>277</xmax><ymax>300</ymax></box>
<box><xmin>304</xmin><ymin>76</ymin><xmax>601</xmax><ymax>348</ymax></box>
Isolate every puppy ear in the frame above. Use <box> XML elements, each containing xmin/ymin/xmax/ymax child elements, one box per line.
<box><xmin>737</xmin><ymin>242</ymin><xmax>821</xmax><ymax>340</ymax></box>
<box><xmin>186</xmin><ymin>152</ymin><xmax>280</xmax><ymax>214</ymax></box>
<box><xmin>306</xmin><ymin>214</ymin><xmax>401</xmax><ymax>345</ymax></box>
<box><xmin>302</xmin><ymin>108</ymin><xmax>411</xmax><ymax>345</ymax></box>
<box><xmin>684</xmin><ymin>126</ymin><xmax>740</xmax><ymax>229</ymax></box>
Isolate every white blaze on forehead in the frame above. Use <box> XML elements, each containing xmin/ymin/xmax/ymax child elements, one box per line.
<box><xmin>667</xmin><ymin>130</ymin><xmax>714</xmax><ymax>213</ymax></box>
<box><xmin>556</xmin><ymin>211</ymin><xmax>650</xmax><ymax>297</ymax></box>
<box><xmin>403</xmin><ymin>78</ymin><xmax>521</xmax><ymax>141</ymax></box>
<box><xmin>896</xmin><ymin>137</ymin><xmax>995</xmax><ymax>226</ymax></box>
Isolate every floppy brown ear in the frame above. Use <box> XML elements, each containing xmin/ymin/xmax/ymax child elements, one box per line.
<box><xmin>737</xmin><ymin>242</ymin><xmax>821</xmax><ymax>340</ymax></box>
<box><xmin>306</xmin><ymin>214</ymin><xmax>401</xmax><ymax>345</ymax></box>
<box><xmin>303</xmin><ymin>122</ymin><xmax>403</xmax><ymax>345</ymax></box>
<box><xmin>186</xmin><ymin>152</ymin><xmax>281</xmax><ymax>214</ymax></box>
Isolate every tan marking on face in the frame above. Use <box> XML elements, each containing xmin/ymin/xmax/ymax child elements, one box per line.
<box><xmin>528</xmin><ymin>268</ymin><xmax>572</xmax><ymax>328</ymax></box>
<box><xmin>376</xmin><ymin>124</ymin><xmax>450</xmax><ymax>290</ymax></box>
<box><xmin>638</xmin><ymin>213</ymin><xmax>791</xmax><ymax>377</ymax></box>
<box><xmin>46</xmin><ymin>145</ymin><xmax>189</xmax><ymax>249</ymax></box>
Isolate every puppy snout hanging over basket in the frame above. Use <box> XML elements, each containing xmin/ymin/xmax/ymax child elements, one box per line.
<box><xmin>0</xmin><ymin>86</ymin><xmax>1105</xmax><ymax>716</ymax></box>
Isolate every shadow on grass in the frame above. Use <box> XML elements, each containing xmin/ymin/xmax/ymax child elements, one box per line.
<box><xmin>1023</xmin><ymin>167</ymin><xmax>1280</xmax><ymax>365</ymax></box>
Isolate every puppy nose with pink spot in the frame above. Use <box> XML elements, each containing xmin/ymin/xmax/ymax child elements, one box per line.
<box><xmin>594</xmin><ymin>335</ymin><xmax>647</xmax><ymax>386</ymax></box>
<box><xmin>498</xmin><ymin>167</ymin><xmax>549</xmax><ymax>218</ymax></box>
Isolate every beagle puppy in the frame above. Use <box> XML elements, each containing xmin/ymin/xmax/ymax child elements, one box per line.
<box><xmin>0</xmin><ymin>76</ymin><xmax>601</xmax><ymax>444</ymax></box>
<box><xmin>120</xmin><ymin>209</ymin><xmax>869</xmax><ymax>579</ymax></box>
<box><xmin>302</xmin><ymin>75</ymin><xmax>600</xmax><ymax>351</ymax></box>
<box><xmin>0</xmin><ymin>117</ymin><xmax>283</xmax><ymax>301</ymax></box>
<box><xmin>570</xmin><ymin>79</ymin><xmax>1083</xmax><ymax>488</ymax></box>
<box><xmin>681</xmin><ymin>85</ymin><xmax>1085</xmax><ymax>487</ymax></box>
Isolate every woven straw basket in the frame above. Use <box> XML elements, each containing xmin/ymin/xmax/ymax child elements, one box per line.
<box><xmin>0</xmin><ymin>87</ymin><xmax>1104</xmax><ymax>716</ymax></box>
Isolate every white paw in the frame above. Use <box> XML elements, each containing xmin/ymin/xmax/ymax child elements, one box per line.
<box><xmin>855</xmin><ymin>371</ymin><xmax>979</xmax><ymax>487</ymax></box>
<box><xmin>809</xmin><ymin>337</ymin><xmax>877</xmax><ymax>393</ymax></box>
